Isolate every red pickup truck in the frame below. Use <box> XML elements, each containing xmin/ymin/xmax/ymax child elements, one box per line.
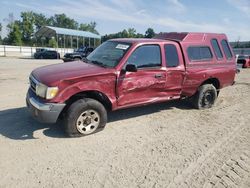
<box><xmin>26</xmin><ymin>32</ymin><xmax>236</xmax><ymax>137</ymax></box>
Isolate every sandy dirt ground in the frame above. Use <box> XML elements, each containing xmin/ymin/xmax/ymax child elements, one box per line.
<box><xmin>0</xmin><ymin>58</ymin><xmax>249</xmax><ymax>188</ymax></box>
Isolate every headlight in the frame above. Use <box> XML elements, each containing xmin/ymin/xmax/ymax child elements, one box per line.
<box><xmin>36</xmin><ymin>83</ymin><xmax>47</xmax><ymax>98</ymax></box>
<box><xmin>36</xmin><ymin>83</ymin><xmax>58</xmax><ymax>99</ymax></box>
<box><xmin>46</xmin><ymin>87</ymin><xmax>59</xmax><ymax>99</ymax></box>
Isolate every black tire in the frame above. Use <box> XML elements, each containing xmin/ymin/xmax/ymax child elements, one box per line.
<box><xmin>64</xmin><ymin>98</ymin><xmax>107</xmax><ymax>137</ymax></box>
<box><xmin>217</xmin><ymin>90</ymin><xmax>220</xmax><ymax>97</ymax></box>
<box><xmin>192</xmin><ymin>84</ymin><xmax>217</xmax><ymax>109</ymax></box>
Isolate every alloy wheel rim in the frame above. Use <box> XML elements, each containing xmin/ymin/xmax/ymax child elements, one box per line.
<box><xmin>202</xmin><ymin>90</ymin><xmax>215</xmax><ymax>107</ymax></box>
<box><xmin>76</xmin><ymin>109</ymin><xmax>100</xmax><ymax>134</ymax></box>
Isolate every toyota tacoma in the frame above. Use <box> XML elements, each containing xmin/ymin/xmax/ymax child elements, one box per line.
<box><xmin>26</xmin><ymin>32</ymin><xmax>236</xmax><ymax>137</ymax></box>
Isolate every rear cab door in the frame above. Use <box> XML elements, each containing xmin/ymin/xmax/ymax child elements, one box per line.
<box><xmin>163</xmin><ymin>41</ymin><xmax>186</xmax><ymax>98</ymax></box>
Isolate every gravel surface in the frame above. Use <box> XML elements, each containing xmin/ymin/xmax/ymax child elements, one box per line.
<box><xmin>0</xmin><ymin>58</ymin><xmax>249</xmax><ymax>188</ymax></box>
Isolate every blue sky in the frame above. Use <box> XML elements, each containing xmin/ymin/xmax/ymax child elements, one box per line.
<box><xmin>0</xmin><ymin>0</ymin><xmax>249</xmax><ymax>41</ymax></box>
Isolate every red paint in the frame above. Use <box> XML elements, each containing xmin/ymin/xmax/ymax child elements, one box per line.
<box><xmin>30</xmin><ymin>32</ymin><xmax>236</xmax><ymax>111</ymax></box>
<box><xmin>237</xmin><ymin>55</ymin><xmax>250</xmax><ymax>68</ymax></box>
<box><xmin>242</xmin><ymin>56</ymin><xmax>250</xmax><ymax>68</ymax></box>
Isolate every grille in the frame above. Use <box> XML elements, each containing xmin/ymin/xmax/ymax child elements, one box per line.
<box><xmin>64</xmin><ymin>54</ymin><xmax>71</xmax><ymax>58</ymax></box>
<box><xmin>29</xmin><ymin>75</ymin><xmax>38</xmax><ymax>93</ymax></box>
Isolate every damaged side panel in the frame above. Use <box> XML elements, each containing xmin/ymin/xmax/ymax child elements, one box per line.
<box><xmin>117</xmin><ymin>69</ymin><xmax>167</xmax><ymax>106</ymax></box>
<box><xmin>52</xmin><ymin>74</ymin><xmax>117</xmax><ymax>107</ymax></box>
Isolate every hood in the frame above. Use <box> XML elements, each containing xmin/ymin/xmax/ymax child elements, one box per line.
<box><xmin>32</xmin><ymin>61</ymin><xmax>114</xmax><ymax>86</ymax></box>
<box><xmin>65</xmin><ymin>52</ymin><xmax>84</xmax><ymax>56</ymax></box>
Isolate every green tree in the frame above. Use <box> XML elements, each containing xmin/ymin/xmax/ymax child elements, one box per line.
<box><xmin>48</xmin><ymin>14</ymin><xmax>78</xmax><ymax>29</ymax></box>
<box><xmin>7</xmin><ymin>21</ymin><xmax>22</xmax><ymax>45</ymax></box>
<box><xmin>79</xmin><ymin>21</ymin><xmax>99</xmax><ymax>34</ymax></box>
<box><xmin>48</xmin><ymin>37</ymin><xmax>57</xmax><ymax>48</ymax></box>
<box><xmin>33</xmin><ymin>13</ymin><xmax>49</xmax><ymax>31</ymax></box>
<box><xmin>136</xmin><ymin>33</ymin><xmax>144</xmax><ymax>38</ymax></box>
<box><xmin>119</xmin><ymin>29</ymin><xmax>128</xmax><ymax>38</ymax></box>
<box><xmin>127</xmin><ymin>28</ymin><xmax>137</xmax><ymax>38</ymax></box>
<box><xmin>20</xmin><ymin>11</ymin><xmax>35</xmax><ymax>45</ymax></box>
<box><xmin>101</xmin><ymin>28</ymin><xmax>144</xmax><ymax>42</ymax></box>
<box><xmin>145</xmin><ymin>28</ymin><xmax>155</xmax><ymax>38</ymax></box>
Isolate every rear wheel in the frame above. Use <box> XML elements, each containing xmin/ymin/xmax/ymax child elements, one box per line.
<box><xmin>64</xmin><ymin>98</ymin><xmax>107</xmax><ymax>137</ymax></box>
<box><xmin>192</xmin><ymin>84</ymin><xmax>217</xmax><ymax>109</ymax></box>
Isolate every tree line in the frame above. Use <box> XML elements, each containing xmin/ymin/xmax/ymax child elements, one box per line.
<box><xmin>1</xmin><ymin>12</ymin><xmax>99</xmax><ymax>46</ymax></box>
<box><xmin>0</xmin><ymin>11</ymin><xmax>156</xmax><ymax>47</ymax></box>
<box><xmin>102</xmin><ymin>28</ymin><xmax>155</xmax><ymax>41</ymax></box>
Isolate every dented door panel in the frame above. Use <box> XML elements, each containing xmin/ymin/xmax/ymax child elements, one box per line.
<box><xmin>165</xmin><ymin>69</ymin><xmax>186</xmax><ymax>96</ymax></box>
<box><xmin>117</xmin><ymin>69</ymin><xmax>167</xmax><ymax>106</ymax></box>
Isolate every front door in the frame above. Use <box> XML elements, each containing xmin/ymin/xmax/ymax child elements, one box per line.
<box><xmin>117</xmin><ymin>44</ymin><xmax>167</xmax><ymax>106</ymax></box>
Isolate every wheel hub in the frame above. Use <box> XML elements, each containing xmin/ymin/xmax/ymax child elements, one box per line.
<box><xmin>76</xmin><ymin>110</ymin><xmax>100</xmax><ymax>135</ymax></box>
<box><xmin>84</xmin><ymin>117</ymin><xmax>92</xmax><ymax>125</ymax></box>
<box><xmin>204</xmin><ymin>93</ymin><xmax>212</xmax><ymax>105</ymax></box>
<box><xmin>203</xmin><ymin>90</ymin><xmax>214</xmax><ymax>106</ymax></box>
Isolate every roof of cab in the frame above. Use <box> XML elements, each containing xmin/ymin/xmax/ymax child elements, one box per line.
<box><xmin>109</xmin><ymin>38</ymin><xmax>166</xmax><ymax>44</ymax></box>
<box><xmin>109</xmin><ymin>32</ymin><xmax>227</xmax><ymax>44</ymax></box>
<box><xmin>154</xmin><ymin>32</ymin><xmax>227</xmax><ymax>42</ymax></box>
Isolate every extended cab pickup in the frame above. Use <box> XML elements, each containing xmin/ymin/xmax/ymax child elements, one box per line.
<box><xmin>26</xmin><ymin>32</ymin><xmax>236</xmax><ymax>137</ymax></box>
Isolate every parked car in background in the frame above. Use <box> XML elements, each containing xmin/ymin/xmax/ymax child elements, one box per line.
<box><xmin>237</xmin><ymin>55</ymin><xmax>250</xmax><ymax>68</ymax></box>
<box><xmin>63</xmin><ymin>47</ymin><xmax>94</xmax><ymax>62</ymax></box>
<box><xmin>35</xmin><ymin>48</ymin><xmax>47</xmax><ymax>53</ymax></box>
<box><xmin>27</xmin><ymin>32</ymin><xmax>236</xmax><ymax>137</ymax></box>
<box><xmin>34</xmin><ymin>49</ymin><xmax>60</xmax><ymax>59</ymax></box>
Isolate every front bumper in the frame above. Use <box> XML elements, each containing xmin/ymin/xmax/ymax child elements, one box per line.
<box><xmin>26</xmin><ymin>89</ymin><xmax>66</xmax><ymax>123</ymax></box>
<box><xmin>62</xmin><ymin>57</ymin><xmax>74</xmax><ymax>62</ymax></box>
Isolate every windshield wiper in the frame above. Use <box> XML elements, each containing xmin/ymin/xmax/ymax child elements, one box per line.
<box><xmin>92</xmin><ymin>61</ymin><xmax>109</xmax><ymax>68</ymax></box>
<box><xmin>87</xmin><ymin>60</ymin><xmax>108</xmax><ymax>68</ymax></box>
<box><xmin>83</xmin><ymin>57</ymin><xmax>109</xmax><ymax>68</ymax></box>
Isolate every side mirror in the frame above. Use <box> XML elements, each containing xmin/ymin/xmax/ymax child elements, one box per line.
<box><xmin>125</xmin><ymin>64</ymin><xmax>137</xmax><ymax>72</ymax></box>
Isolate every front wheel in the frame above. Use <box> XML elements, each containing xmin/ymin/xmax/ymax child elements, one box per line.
<box><xmin>64</xmin><ymin>98</ymin><xmax>107</xmax><ymax>137</ymax></box>
<box><xmin>192</xmin><ymin>84</ymin><xmax>217</xmax><ymax>109</ymax></box>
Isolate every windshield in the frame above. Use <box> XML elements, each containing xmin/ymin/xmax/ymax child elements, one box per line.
<box><xmin>86</xmin><ymin>41</ymin><xmax>131</xmax><ymax>68</ymax></box>
<box><xmin>75</xmin><ymin>47</ymin><xmax>86</xmax><ymax>52</ymax></box>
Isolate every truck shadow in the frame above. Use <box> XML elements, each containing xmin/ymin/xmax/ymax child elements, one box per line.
<box><xmin>108</xmin><ymin>99</ymin><xmax>192</xmax><ymax>122</ymax></box>
<box><xmin>0</xmin><ymin>107</ymin><xmax>64</xmax><ymax>140</ymax></box>
<box><xmin>0</xmin><ymin>100</ymin><xmax>192</xmax><ymax>140</ymax></box>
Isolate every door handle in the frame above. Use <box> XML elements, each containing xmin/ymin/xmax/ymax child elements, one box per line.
<box><xmin>155</xmin><ymin>74</ymin><xmax>163</xmax><ymax>78</ymax></box>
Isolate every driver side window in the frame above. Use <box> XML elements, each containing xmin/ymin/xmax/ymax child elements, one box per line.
<box><xmin>127</xmin><ymin>45</ymin><xmax>161</xmax><ymax>68</ymax></box>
